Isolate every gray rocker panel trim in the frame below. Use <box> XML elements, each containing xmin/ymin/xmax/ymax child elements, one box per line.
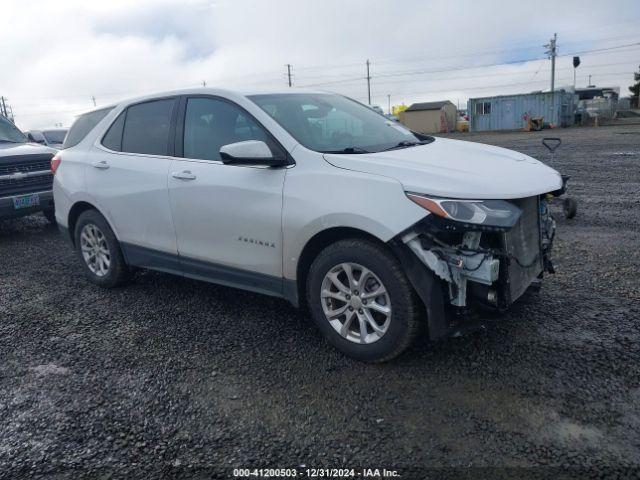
<box><xmin>121</xmin><ymin>242</ymin><xmax>298</xmax><ymax>304</ymax></box>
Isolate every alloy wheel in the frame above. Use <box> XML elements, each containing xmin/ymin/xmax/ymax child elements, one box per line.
<box><xmin>320</xmin><ymin>262</ymin><xmax>392</xmax><ymax>344</ymax></box>
<box><xmin>80</xmin><ymin>223</ymin><xmax>111</xmax><ymax>277</ymax></box>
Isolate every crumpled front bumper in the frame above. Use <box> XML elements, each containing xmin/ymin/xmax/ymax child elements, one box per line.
<box><xmin>390</xmin><ymin>196</ymin><xmax>556</xmax><ymax>340</ymax></box>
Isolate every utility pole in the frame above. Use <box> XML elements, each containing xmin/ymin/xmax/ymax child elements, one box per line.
<box><xmin>545</xmin><ymin>33</ymin><xmax>560</xmax><ymax>124</ymax></box>
<box><xmin>285</xmin><ymin>64</ymin><xmax>293</xmax><ymax>87</ymax></box>
<box><xmin>202</xmin><ymin>80</ymin><xmax>207</xmax><ymax>87</ymax></box>
<box><xmin>366</xmin><ymin>59</ymin><xmax>371</xmax><ymax>105</ymax></box>
<box><xmin>0</xmin><ymin>97</ymin><xmax>13</xmax><ymax>121</ymax></box>
<box><xmin>387</xmin><ymin>94</ymin><xmax>391</xmax><ymax>115</ymax></box>
<box><xmin>544</xmin><ymin>33</ymin><xmax>557</xmax><ymax>92</ymax></box>
<box><xmin>588</xmin><ymin>74</ymin><xmax>593</xmax><ymax>87</ymax></box>
<box><xmin>91</xmin><ymin>95</ymin><xmax>96</xmax><ymax>107</ymax></box>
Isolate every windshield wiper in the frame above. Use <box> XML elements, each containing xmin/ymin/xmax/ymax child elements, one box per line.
<box><xmin>381</xmin><ymin>140</ymin><xmax>429</xmax><ymax>152</ymax></box>
<box><xmin>0</xmin><ymin>139</ymin><xmax>22</xmax><ymax>144</ymax></box>
<box><xmin>321</xmin><ymin>146</ymin><xmax>370</xmax><ymax>154</ymax></box>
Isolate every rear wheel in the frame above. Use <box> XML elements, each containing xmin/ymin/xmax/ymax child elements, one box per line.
<box><xmin>306</xmin><ymin>239</ymin><xmax>422</xmax><ymax>362</ymax></box>
<box><xmin>74</xmin><ymin>210</ymin><xmax>130</xmax><ymax>288</ymax></box>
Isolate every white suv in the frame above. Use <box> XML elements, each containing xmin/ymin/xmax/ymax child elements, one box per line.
<box><xmin>53</xmin><ymin>88</ymin><xmax>563</xmax><ymax>362</ymax></box>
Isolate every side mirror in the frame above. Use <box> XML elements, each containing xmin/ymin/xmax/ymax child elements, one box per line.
<box><xmin>219</xmin><ymin>140</ymin><xmax>286</xmax><ymax>167</ymax></box>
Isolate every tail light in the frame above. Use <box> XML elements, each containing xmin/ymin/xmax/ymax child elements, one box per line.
<box><xmin>51</xmin><ymin>153</ymin><xmax>61</xmax><ymax>175</ymax></box>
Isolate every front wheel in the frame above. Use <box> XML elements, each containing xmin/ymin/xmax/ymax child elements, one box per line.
<box><xmin>306</xmin><ymin>239</ymin><xmax>422</xmax><ymax>362</ymax></box>
<box><xmin>74</xmin><ymin>209</ymin><xmax>130</xmax><ymax>288</ymax></box>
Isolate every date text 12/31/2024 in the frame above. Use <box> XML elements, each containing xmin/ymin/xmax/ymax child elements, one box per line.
<box><xmin>233</xmin><ymin>468</ymin><xmax>401</xmax><ymax>478</ymax></box>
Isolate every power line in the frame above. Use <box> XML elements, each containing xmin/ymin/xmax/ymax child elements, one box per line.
<box><xmin>334</xmin><ymin>66</ymin><xmax>635</xmax><ymax>90</ymax></box>
<box><xmin>366</xmin><ymin>72</ymin><xmax>632</xmax><ymax>100</ymax></box>
<box><xmin>372</xmin><ymin>31</ymin><xmax>640</xmax><ymax>68</ymax></box>
<box><xmin>9</xmin><ymin>37</ymin><xmax>640</xmax><ymax>122</ymax></box>
<box><xmin>14</xmin><ymin>60</ymin><xmax>633</xmax><ymax>109</ymax></box>
<box><xmin>292</xmin><ymin>31</ymin><xmax>640</xmax><ymax>81</ymax></box>
<box><xmin>8</xmin><ymin>37</ymin><xmax>640</xmax><ymax>105</ymax></box>
<box><xmin>560</xmin><ymin>41</ymin><xmax>640</xmax><ymax>57</ymax></box>
<box><xmin>43</xmin><ymin>37</ymin><xmax>632</xmax><ymax>102</ymax></box>
<box><xmin>377</xmin><ymin>42</ymin><xmax>640</xmax><ymax>80</ymax></box>
<box><xmin>298</xmin><ymin>41</ymin><xmax>640</xmax><ymax>88</ymax></box>
<box><xmin>12</xmin><ymin>69</ymin><xmax>635</xmax><ymax>120</ymax></box>
<box><xmin>290</xmin><ymin>27</ymin><xmax>640</xmax><ymax>75</ymax></box>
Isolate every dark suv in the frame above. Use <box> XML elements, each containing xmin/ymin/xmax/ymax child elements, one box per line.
<box><xmin>0</xmin><ymin>115</ymin><xmax>57</xmax><ymax>223</ymax></box>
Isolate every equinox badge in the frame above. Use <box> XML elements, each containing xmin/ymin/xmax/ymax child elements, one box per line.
<box><xmin>237</xmin><ymin>236</ymin><xmax>276</xmax><ymax>248</ymax></box>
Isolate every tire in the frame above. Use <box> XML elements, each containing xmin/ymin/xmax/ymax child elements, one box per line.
<box><xmin>563</xmin><ymin>197</ymin><xmax>578</xmax><ymax>219</ymax></box>
<box><xmin>306</xmin><ymin>238</ymin><xmax>422</xmax><ymax>363</ymax></box>
<box><xmin>74</xmin><ymin>209</ymin><xmax>130</xmax><ymax>288</ymax></box>
<box><xmin>42</xmin><ymin>208</ymin><xmax>56</xmax><ymax>225</ymax></box>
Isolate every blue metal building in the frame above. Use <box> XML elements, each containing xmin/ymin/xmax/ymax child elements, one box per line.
<box><xmin>468</xmin><ymin>90</ymin><xmax>576</xmax><ymax>132</ymax></box>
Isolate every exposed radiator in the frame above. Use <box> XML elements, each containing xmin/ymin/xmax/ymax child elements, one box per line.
<box><xmin>502</xmin><ymin>196</ymin><xmax>543</xmax><ymax>303</ymax></box>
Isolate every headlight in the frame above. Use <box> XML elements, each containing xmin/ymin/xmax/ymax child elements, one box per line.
<box><xmin>406</xmin><ymin>193</ymin><xmax>522</xmax><ymax>229</ymax></box>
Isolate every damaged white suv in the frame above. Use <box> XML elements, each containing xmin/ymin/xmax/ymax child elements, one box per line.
<box><xmin>53</xmin><ymin>89</ymin><xmax>563</xmax><ymax>362</ymax></box>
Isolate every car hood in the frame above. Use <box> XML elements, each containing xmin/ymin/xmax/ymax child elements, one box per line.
<box><xmin>323</xmin><ymin>137</ymin><xmax>562</xmax><ymax>199</ymax></box>
<box><xmin>0</xmin><ymin>142</ymin><xmax>57</xmax><ymax>162</ymax></box>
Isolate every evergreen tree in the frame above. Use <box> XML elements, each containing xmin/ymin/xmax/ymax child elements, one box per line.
<box><xmin>630</xmin><ymin>66</ymin><xmax>640</xmax><ymax>108</ymax></box>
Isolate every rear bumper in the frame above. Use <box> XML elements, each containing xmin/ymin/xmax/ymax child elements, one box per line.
<box><xmin>0</xmin><ymin>190</ymin><xmax>54</xmax><ymax>220</ymax></box>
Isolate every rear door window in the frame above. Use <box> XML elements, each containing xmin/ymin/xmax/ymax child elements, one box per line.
<box><xmin>121</xmin><ymin>99</ymin><xmax>176</xmax><ymax>156</ymax></box>
<box><xmin>63</xmin><ymin>107</ymin><xmax>113</xmax><ymax>148</ymax></box>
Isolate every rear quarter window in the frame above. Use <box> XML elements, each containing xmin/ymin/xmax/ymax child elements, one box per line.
<box><xmin>101</xmin><ymin>111</ymin><xmax>126</xmax><ymax>151</ymax></box>
<box><xmin>63</xmin><ymin>107</ymin><xmax>113</xmax><ymax>149</ymax></box>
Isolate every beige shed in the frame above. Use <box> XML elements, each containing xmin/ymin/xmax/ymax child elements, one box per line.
<box><xmin>399</xmin><ymin>101</ymin><xmax>457</xmax><ymax>134</ymax></box>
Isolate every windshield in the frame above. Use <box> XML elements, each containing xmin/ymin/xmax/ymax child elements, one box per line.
<box><xmin>0</xmin><ymin>116</ymin><xmax>27</xmax><ymax>143</ymax></box>
<box><xmin>43</xmin><ymin>130</ymin><xmax>67</xmax><ymax>144</ymax></box>
<box><xmin>248</xmin><ymin>93</ymin><xmax>426</xmax><ymax>153</ymax></box>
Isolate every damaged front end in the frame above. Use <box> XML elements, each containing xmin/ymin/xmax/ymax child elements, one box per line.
<box><xmin>391</xmin><ymin>194</ymin><xmax>556</xmax><ymax>340</ymax></box>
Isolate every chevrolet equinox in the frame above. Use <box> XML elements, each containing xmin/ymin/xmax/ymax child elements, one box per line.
<box><xmin>53</xmin><ymin>89</ymin><xmax>563</xmax><ymax>362</ymax></box>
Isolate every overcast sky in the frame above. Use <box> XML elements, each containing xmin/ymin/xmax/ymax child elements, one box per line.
<box><xmin>2</xmin><ymin>0</ymin><xmax>639</xmax><ymax>129</ymax></box>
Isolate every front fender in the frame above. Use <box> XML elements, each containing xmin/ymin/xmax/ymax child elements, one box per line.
<box><xmin>281</xmin><ymin>164</ymin><xmax>426</xmax><ymax>281</ymax></box>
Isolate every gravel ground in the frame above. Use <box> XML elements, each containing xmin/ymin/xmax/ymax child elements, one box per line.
<box><xmin>1</xmin><ymin>125</ymin><xmax>639</xmax><ymax>479</ymax></box>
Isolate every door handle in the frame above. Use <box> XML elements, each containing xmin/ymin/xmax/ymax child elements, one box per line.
<box><xmin>171</xmin><ymin>170</ymin><xmax>196</xmax><ymax>180</ymax></box>
<box><xmin>92</xmin><ymin>160</ymin><xmax>110</xmax><ymax>170</ymax></box>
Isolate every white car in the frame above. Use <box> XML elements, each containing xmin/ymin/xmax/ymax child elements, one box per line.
<box><xmin>25</xmin><ymin>128</ymin><xmax>68</xmax><ymax>149</ymax></box>
<box><xmin>53</xmin><ymin>88</ymin><xmax>563</xmax><ymax>362</ymax></box>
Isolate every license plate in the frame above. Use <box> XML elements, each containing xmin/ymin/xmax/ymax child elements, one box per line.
<box><xmin>13</xmin><ymin>193</ymin><xmax>40</xmax><ymax>210</ymax></box>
